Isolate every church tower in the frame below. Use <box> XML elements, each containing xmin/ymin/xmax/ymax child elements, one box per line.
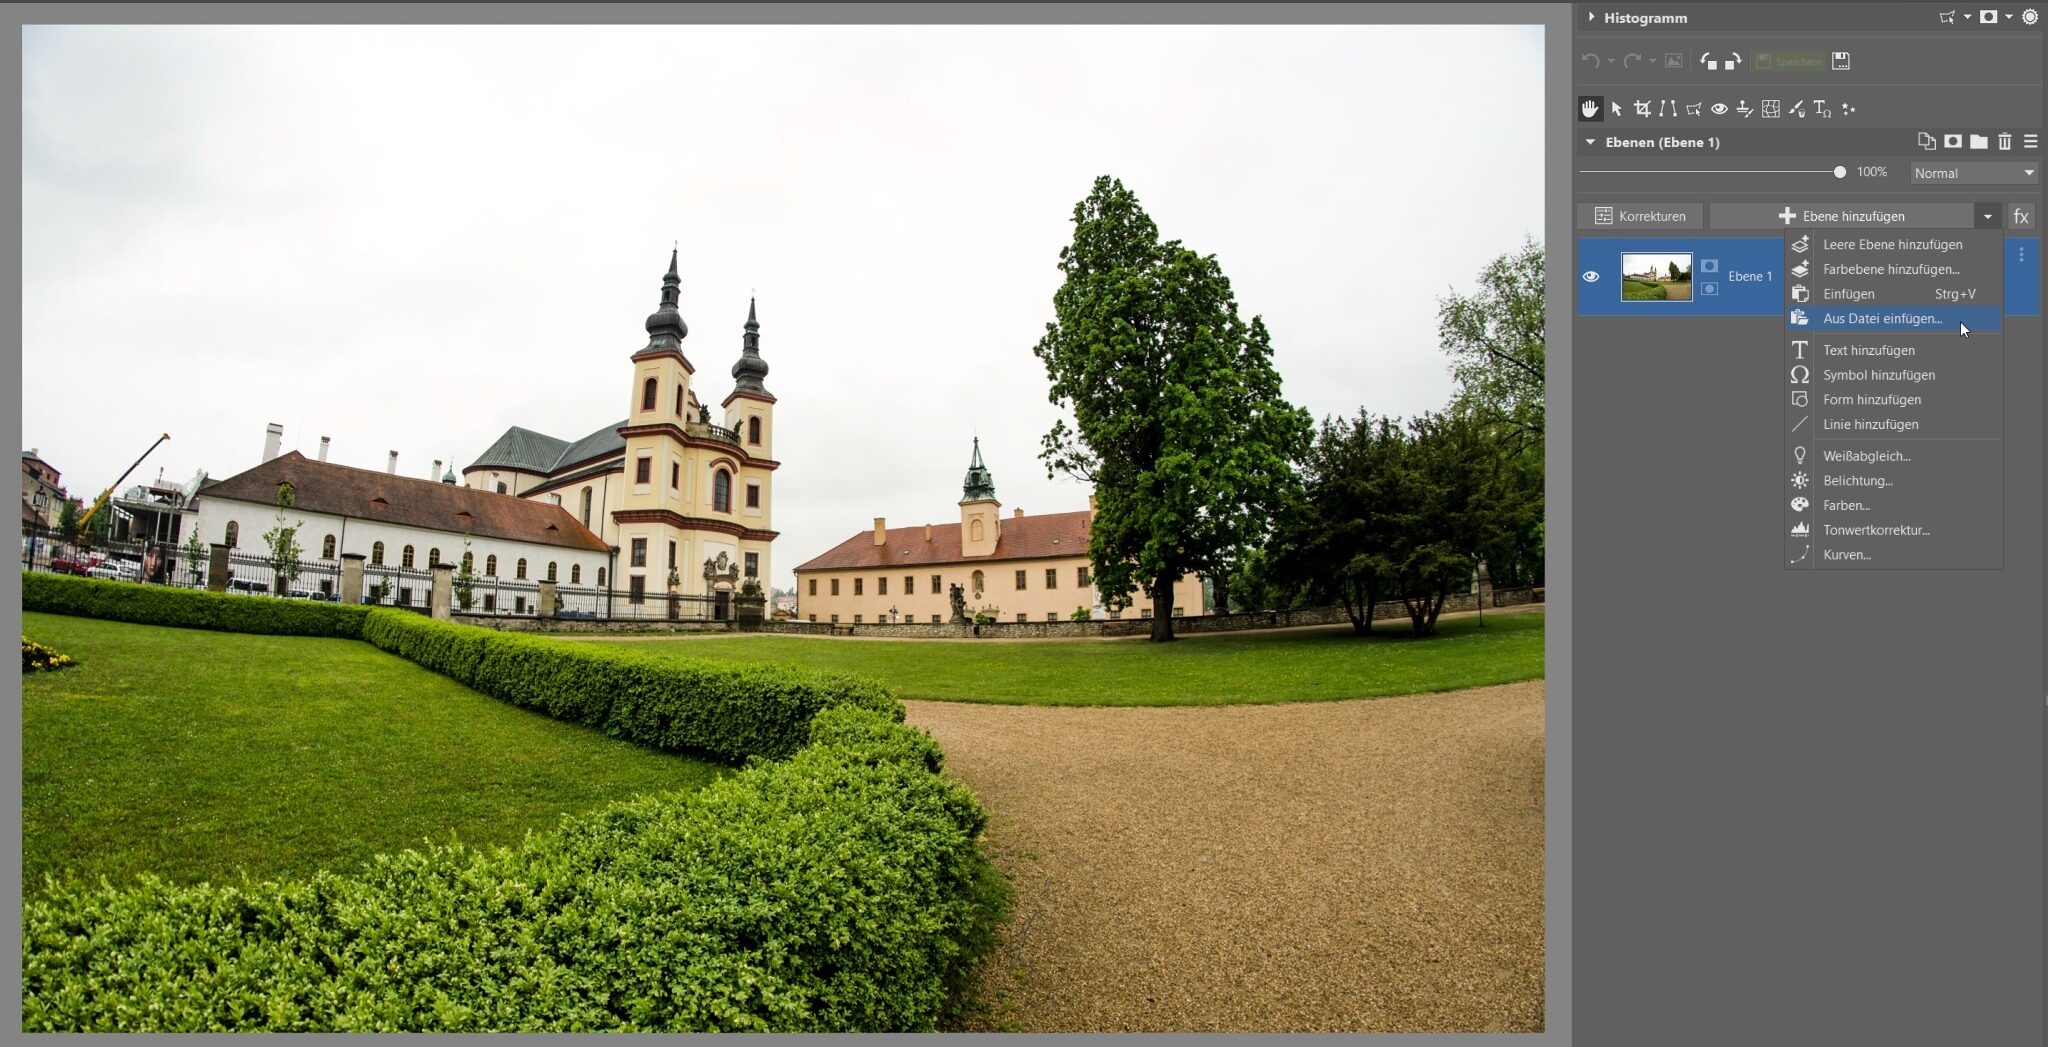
<box><xmin>615</xmin><ymin>249</ymin><xmax>699</xmax><ymax>600</ymax></box>
<box><xmin>959</xmin><ymin>437</ymin><xmax>1000</xmax><ymax>557</ymax></box>
<box><xmin>723</xmin><ymin>298</ymin><xmax>776</xmax><ymax>587</ymax></box>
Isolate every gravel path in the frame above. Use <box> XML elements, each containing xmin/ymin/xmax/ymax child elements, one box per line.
<box><xmin>905</xmin><ymin>681</ymin><xmax>1545</xmax><ymax>1032</ymax></box>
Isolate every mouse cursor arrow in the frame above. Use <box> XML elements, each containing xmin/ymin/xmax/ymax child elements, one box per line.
<box><xmin>1958</xmin><ymin>322</ymin><xmax>1971</xmax><ymax>338</ymax></box>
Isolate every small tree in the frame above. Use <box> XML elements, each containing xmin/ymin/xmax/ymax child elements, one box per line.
<box><xmin>454</xmin><ymin>538</ymin><xmax>476</xmax><ymax>611</ymax></box>
<box><xmin>1272</xmin><ymin>411</ymin><xmax>1408</xmax><ymax>635</ymax></box>
<box><xmin>181</xmin><ymin>527</ymin><xmax>207</xmax><ymax>585</ymax></box>
<box><xmin>56</xmin><ymin>499</ymin><xmax>82</xmax><ymax>547</ymax></box>
<box><xmin>1070</xmin><ymin>605</ymin><xmax>1092</xmax><ymax>622</ymax></box>
<box><xmin>260</xmin><ymin>486</ymin><xmax>305</xmax><ymax>595</ymax></box>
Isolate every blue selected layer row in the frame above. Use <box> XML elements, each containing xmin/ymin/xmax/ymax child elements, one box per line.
<box><xmin>1574</xmin><ymin>236</ymin><xmax>2038</xmax><ymax>326</ymax></box>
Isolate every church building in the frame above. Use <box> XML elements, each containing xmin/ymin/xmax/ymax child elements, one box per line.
<box><xmin>793</xmin><ymin>440</ymin><xmax>1207</xmax><ymax>625</ymax></box>
<box><xmin>464</xmin><ymin>250</ymin><xmax>779</xmax><ymax>608</ymax></box>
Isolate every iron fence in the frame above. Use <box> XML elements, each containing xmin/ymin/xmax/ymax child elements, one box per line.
<box><xmin>362</xmin><ymin>563</ymin><xmax>436</xmax><ymax>610</ymax></box>
<box><xmin>224</xmin><ymin>552</ymin><xmax>343</xmax><ymax>600</ymax></box>
<box><xmin>551</xmin><ymin>585</ymin><xmax>719</xmax><ymax>622</ymax></box>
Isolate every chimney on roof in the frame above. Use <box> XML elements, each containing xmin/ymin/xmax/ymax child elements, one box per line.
<box><xmin>262</xmin><ymin>423</ymin><xmax>284</xmax><ymax>463</ymax></box>
<box><xmin>431</xmin><ymin>459</ymin><xmax>442</xmax><ymax>481</ymax></box>
<box><xmin>387</xmin><ymin>450</ymin><xmax>399</xmax><ymax>475</ymax></box>
<box><xmin>318</xmin><ymin>436</ymin><xmax>331</xmax><ymax>463</ymax></box>
<box><xmin>1089</xmin><ymin>493</ymin><xmax>1097</xmax><ymax>512</ymax></box>
<box><xmin>873</xmin><ymin>517</ymin><xmax>887</xmax><ymax>547</ymax></box>
<box><xmin>1014</xmin><ymin>508</ymin><xmax>1024</xmax><ymax>520</ymax></box>
<box><xmin>924</xmin><ymin>524</ymin><xmax>932</xmax><ymax>543</ymax></box>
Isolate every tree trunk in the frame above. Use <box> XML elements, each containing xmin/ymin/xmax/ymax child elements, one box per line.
<box><xmin>1346</xmin><ymin>578</ymin><xmax>1369</xmax><ymax>635</ymax></box>
<box><xmin>1149</xmin><ymin>575</ymin><xmax>1176</xmax><ymax>642</ymax></box>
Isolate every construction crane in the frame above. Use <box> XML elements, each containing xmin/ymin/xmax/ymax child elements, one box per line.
<box><xmin>75</xmin><ymin>433</ymin><xmax>171</xmax><ymax>543</ymax></box>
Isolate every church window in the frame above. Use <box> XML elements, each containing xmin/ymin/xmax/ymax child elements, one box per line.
<box><xmin>597</xmin><ymin>567</ymin><xmax>607</xmax><ymax>587</ymax></box>
<box><xmin>486</xmin><ymin>554</ymin><xmax>498</xmax><ymax>576</ymax></box>
<box><xmin>1046</xmin><ymin>568</ymin><xmax>1058</xmax><ymax>589</ymax></box>
<box><xmin>428</xmin><ymin>548</ymin><xmax>440</xmax><ymax>567</ymax></box>
<box><xmin>1015</xmin><ymin>569</ymin><xmax>1027</xmax><ymax>590</ymax></box>
<box><xmin>747</xmin><ymin>553</ymin><xmax>759</xmax><ymax>578</ymax></box>
<box><xmin>713</xmin><ymin>470</ymin><xmax>732</xmax><ymax>512</ymax></box>
<box><xmin>571</xmin><ymin>564</ymin><xmax>581</xmax><ymax>584</ymax></box>
<box><xmin>462</xmin><ymin>551</ymin><xmax>474</xmax><ymax>573</ymax></box>
<box><xmin>496</xmin><ymin>482</ymin><xmax>507</xmax><ymax>494</ymax></box>
<box><xmin>747</xmin><ymin>417</ymin><xmax>761</xmax><ymax>444</ymax></box>
<box><xmin>225</xmin><ymin>521</ymin><xmax>240</xmax><ymax>548</ymax></box>
<box><xmin>877</xmin><ymin>576</ymin><xmax>887</xmax><ymax>595</ymax></box>
<box><xmin>667</xmin><ymin>540</ymin><xmax>676</xmax><ymax>569</ymax></box>
<box><xmin>745</xmin><ymin>483</ymin><xmax>760</xmax><ymax>509</ymax></box>
<box><xmin>671</xmin><ymin>462</ymin><xmax>680</xmax><ymax>489</ymax></box>
<box><xmin>402</xmin><ymin>545</ymin><xmax>416</xmax><ymax>569</ymax></box>
<box><xmin>854</xmin><ymin>578</ymin><xmax>863</xmax><ymax>596</ymax></box>
<box><xmin>321</xmin><ymin>534</ymin><xmax>336</xmax><ymax>559</ymax></box>
<box><xmin>546</xmin><ymin>561</ymin><xmax>558</xmax><ymax>582</ymax></box>
<box><xmin>580</xmin><ymin>487</ymin><xmax>592</xmax><ymax>526</ymax></box>
<box><xmin>831</xmin><ymin>579</ymin><xmax>839</xmax><ymax>596</ymax></box>
<box><xmin>631</xmin><ymin>538</ymin><xmax>646</xmax><ymax>567</ymax></box>
<box><xmin>675</xmin><ymin>386</ymin><xmax>685</xmax><ymax>417</ymax></box>
<box><xmin>809</xmin><ymin>579</ymin><xmax>817</xmax><ymax>596</ymax></box>
<box><xmin>642</xmin><ymin>377</ymin><xmax>658</xmax><ymax>411</ymax></box>
<box><xmin>1078</xmin><ymin>566</ymin><xmax>1091</xmax><ymax>587</ymax></box>
<box><xmin>931</xmin><ymin>574</ymin><xmax>941</xmax><ymax>593</ymax></box>
<box><xmin>635</xmin><ymin>457</ymin><xmax>651</xmax><ymax>484</ymax></box>
<box><xmin>905</xmin><ymin>575</ymin><xmax>914</xmax><ymax>594</ymax></box>
<box><xmin>970</xmin><ymin>519</ymin><xmax>983</xmax><ymax>543</ymax></box>
<box><xmin>516</xmin><ymin>558</ymin><xmax>528</xmax><ymax>580</ymax></box>
<box><xmin>629</xmin><ymin>575</ymin><xmax>645</xmax><ymax>603</ymax></box>
<box><xmin>370</xmin><ymin>541</ymin><xmax>383</xmax><ymax>565</ymax></box>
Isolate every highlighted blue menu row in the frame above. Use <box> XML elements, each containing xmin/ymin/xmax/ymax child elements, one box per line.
<box><xmin>1786</xmin><ymin>305</ymin><xmax>2001</xmax><ymax>332</ymax></box>
<box><xmin>1575</xmin><ymin>237</ymin><xmax>1784</xmax><ymax>316</ymax></box>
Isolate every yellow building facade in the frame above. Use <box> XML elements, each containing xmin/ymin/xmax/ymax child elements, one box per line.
<box><xmin>464</xmin><ymin>251</ymin><xmax>778</xmax><ymax>613</ymax></box>
<box><xmin>793</xmin><ymin>440</ymin><xmax>1205</xmax><ymax>625</ymax></box>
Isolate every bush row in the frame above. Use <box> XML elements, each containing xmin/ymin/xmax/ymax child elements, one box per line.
<box><xmin>22</xmin><ymin>704</ymin><xmax>1008</xmax><ymax>1032</ymax></box>
<box><xmin>358</xmin><ymin>612</ymin><xmax>900</xmax><ymax>763</ymax></box>
<box><xmin>23</xmin><ymin>572</ymin><xmax>371</xmax><ymax>638</ymax></box>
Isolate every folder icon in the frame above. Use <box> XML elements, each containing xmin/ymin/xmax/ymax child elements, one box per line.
<box><xmin>1969</xmin><ymin>133</ymin><xmax>1990</xmax><ymax>149</ymax></box>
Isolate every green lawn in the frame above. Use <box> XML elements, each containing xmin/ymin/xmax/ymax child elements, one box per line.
<box><xmin>22</xmin><ymin>613</ymin><xmax>723</xmax><ymax>894</ymax></box>
<box><xmin>577</xmin><ymin>609</ymin><xmax>1544</xmax><ymax>707</ymax></box>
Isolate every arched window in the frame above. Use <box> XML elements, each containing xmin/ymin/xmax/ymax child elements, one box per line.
<box><xmin>971</xmin><ymin>569</ymin><xmax>985</xmax><ymax>595</ymax></box>
<box><xmin>485</xmin><ymin>554</ymin><xmax>498</xmax><ymax>577</ymax></box>
<box><xmin>371</xmin><ymin>541</ymin><xmax>385</xmax><ymax>566</ymax></box>
<box><xmin>675</xmin><ymin>386</ymin><xmax>685</xmax><ymax>416</ymax></box>
<box><xmin>462</xmin><ymin>551</ymin><xmax>474</xmax><ymax>573</ymax></box>
<box><xmin>402</xmin><ymin>545</ymin><xmax>416</xmax><ymax>569</ymax></box>
<box><xmin>428</xmin><ymin>547</ymin><xmax>440</xmax><ymax>567</ymax></box>
<box><xmin>571</xmin><ymin>564</ymin><xmax>582</xmax><ymax>584</ymax></box>
<box><xmin>580</xmin><ymin>487</ymin><xmax>592</xmax><ymax>527</ymax></box>
<box><xmin>321</xmin><ymin>534</ymin><xmax>336</xmax><ymax>559</ymax></box>
<box><xmin>596</xmin><ymin>566</ymin><xmax>607</xmax><ymax>588</ymax></box>
<box><xmin>970</xmin><ymin>518</ymin><xmax>984</xmax><ymax>543</ymax></box>
<box><xmin>516</xmin><ymin>558</ymin><xmax>528</xmax><ymax>580</ymax></box>
<box><xmin>224</xmin><ymin>521</ymin><xmax>239</xmax><ymax>548</ymax></box>
<box><xmin>496</xmin><ymin>482</ymin><xmax>507</xmax><ymax>494</ymax></box>
<box><xmin>642</xmin><ymin>376</ymin><xmax>658</xmax><ymax>411</ymax></box>
<box><xmin>712</xmin><ymin>469</ymin><xmax>731</xmax><ymax>512</ymax></box>
<box><xmin>747</xmin><ymin>416</ymin><xmax>761</xmax><ymax>444</ymax></box>
<box><xmin>546</xmin><ymin>561</ymin><xmax>558</xmax><ymax>582</ymax></box>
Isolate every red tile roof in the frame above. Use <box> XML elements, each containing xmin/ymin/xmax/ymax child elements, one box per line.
<box><xmin>795</xmin><ymin>509</ymin><xmax>1092</xmax><ymax>572</ymax></box>
<box><xmin>199</xmin><ymin>452</ymin><xmax>609</xmax><ymax>553</ymax></box>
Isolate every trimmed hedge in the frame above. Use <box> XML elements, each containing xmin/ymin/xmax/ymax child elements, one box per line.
<box><xmin>22</xmin><ymin>581</ymin><xmax>1011</xmax><ymax>1031</ymax></box>
<box><xmin>359</xmin><ymin>612</ymin><xmax>899</xmax><ymax>763</ymax></box>
<box><xmin>23</xmin><ymin>572</ymin><xmax>371</xmax><ymax>639</ymax></box>
<box><xmin>22</xmin><ymin>706</ymin><xmax>1007</xmax><ymax>1032</ymax></box>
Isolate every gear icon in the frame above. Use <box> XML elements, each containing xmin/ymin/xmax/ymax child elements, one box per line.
<box><xmin>1790</xmin><ymin>471</ymin><xmax>1809</xmax><ymax>489</ymax></box>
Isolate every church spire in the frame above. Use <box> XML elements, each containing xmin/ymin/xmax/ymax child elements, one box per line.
<box><xmin>960</xmin><ymin>437</ymin><xmax>997</xmax><ymax>503</ymax></box>
<box><xmin>642</xmin><ymin>248</ymin><xmax>688</xmax><ymax>351</ymax></box>
<box><xmin>729</xmin><ymin>296</ymin><xmax>772</xmax><ymax>397</ymax></box>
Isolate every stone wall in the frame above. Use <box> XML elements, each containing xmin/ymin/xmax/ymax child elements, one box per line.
<box><xmin>452</xmin><ymin>614</ymin><xmax>733</xmax><ymax>635</ymax></box>
<box><xmin>754</xmin><ymin>587</ymin><xmax>1544</xmax><ymax>641</ymax></box>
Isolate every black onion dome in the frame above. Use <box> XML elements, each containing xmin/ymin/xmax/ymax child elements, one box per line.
<box><xmin>730</xmin><ymin>297</ymin><xmax>771</xmax><ymax>395</ymax></box>
<box><xmin>643</xmin><ymin>248</ymin><xmax>688</xmax><ymax>349</ymax></box>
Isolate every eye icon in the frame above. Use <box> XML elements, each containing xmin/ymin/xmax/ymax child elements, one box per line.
<box><xmin>1582</xmin><ymin>270</ymin><xmax>1601</xmax><ymax>282</ymax></box>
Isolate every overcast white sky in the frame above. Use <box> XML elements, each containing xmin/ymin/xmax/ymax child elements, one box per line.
<box><xmin>21</xmin><ymin>24</ymin><xmax>1542</xmax><ymax>591</ymax></box>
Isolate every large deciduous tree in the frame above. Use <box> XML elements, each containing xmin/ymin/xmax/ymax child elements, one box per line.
<box><xmin>1272</xmin><ymin>411</ymin><xmax>1408</xmax><ymax>634</ymax></box>
<box><xmin>1439</xmin><ymin>239</ymin><xmax>1545</xmax><ymax>451</ymax></box>
<box><xmin>1035</xmin><ymin>176</ymin><xmax>1310</xmax><ymax>642</ymax></box>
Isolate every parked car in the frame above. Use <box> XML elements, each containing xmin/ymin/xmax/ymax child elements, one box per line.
<box><xmin>48</xmin><ymin>555</ymin><xmax>102</xmax><ymax>576</ymax></box>
<box><xmin>86</xmin><ymin>558</ymin><xmax>142</xmax><ymax>581</ymax></box>
<box><xmin>286</xmin><ymin>588</ymin><xmax>334</xmax><ymax>601</ymax></box>
<box><xmin>556</xmin><ymin>609</ymin><xmax>596</xmax><ymax>620</ymax></box>
<box><xmin>225</xmin><ymin>578</ymin><xmax>272</xmax><ymax>595</ymax></box>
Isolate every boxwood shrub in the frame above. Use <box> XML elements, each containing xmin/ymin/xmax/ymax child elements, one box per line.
<box><xmin>22</xmin><ymin>572</ymin><xmax>370</xmax><ymax>638</ymax></box>
<box><xmin>359</xmin><ymin>612</ymin><xmax>899</xmax><ymax>763</ymax></box>
<box><xmin>21</xmin><ymin>580</ymin><xmax>1010</xmax><ymax>1031</ymax></box>
<box><xmin>22</xmin><ymin>706</ymin><xmax>1008</xmax><ymax>1032</ymax></box>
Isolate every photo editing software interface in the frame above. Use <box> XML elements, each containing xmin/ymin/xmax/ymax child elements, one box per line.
<box><xmin>1574</xmin><ymin>4</ymin><xmax>2043</xmax><ymax>1044</ymax></box>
